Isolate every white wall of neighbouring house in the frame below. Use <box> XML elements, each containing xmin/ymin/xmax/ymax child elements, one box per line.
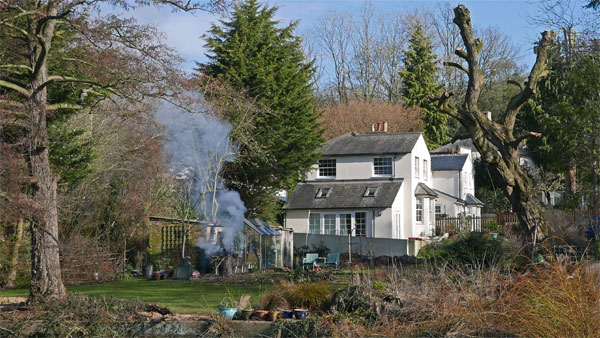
<box><xmin>433</xmin><ymin>170</ymin><xmax>459</xmax><ymax>197</ymax></box>
<box><xmin>402</xmin><ymin>135</ymin><xmax>433</xmax><ymax>239</ymax></box>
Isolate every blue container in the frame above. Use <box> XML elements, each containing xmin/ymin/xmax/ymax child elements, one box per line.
<box><xmin>219</xmin><ymin>308</ymin><xmax>238</xmax><ymax>320</ymax></box>
<box><xmin>293</xmin><ymin>309</ymin><xmax>308</xmax><ymax>320</ymax></box>
<box><xmin>282</xmin><ymin>310</ymin><xmax>294</xmax><ymax>319</ymax></box>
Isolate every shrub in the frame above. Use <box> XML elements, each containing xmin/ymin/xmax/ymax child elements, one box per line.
<box><xmin>259</xmin><ymin>290</ymin><xmax>288</xmax><ymax>311</ymax></box>
<box><xmin>281</xmin><ymin>282</ymin><xmax>331</xmax><ymax>310</ymax></box>
<box><xmin>418</xmin><ymin>232</ymin><xmax>505</xmax><ymax>267</ymax></box>
<box><xmin>500</xmin><ymin>260</ymin><xmax>600</xmax><ymax>338</ymax></box>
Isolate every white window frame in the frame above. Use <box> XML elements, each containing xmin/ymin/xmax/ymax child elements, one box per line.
<box><xmin>416</xmin><ymin>198</ymin><xmax>423</xmax><ymax>223</ymax></box>
<box><xmin>323</xmin><ymin>213</ymin><xmax>336</xmax><ymax>235</ymax></box>
<box><xmin>363</xmin><ymin>187</ymin><xmax>379</xmax><ymax>197</ymax></box>
<box><xmin>435</xmin><ymin>204</ymin><xmax>442</xmax><ymax>218</ymax></box>
<box><xmin>373</xmin><ymin>156</ymin><xmax>393</xmax><ymax>176</ymax></box>
<box><xmin>355</xmin><ymin>211</ymin><xmax>367</xmax><ymax>237</ymax></box>
<box><xmin>423</xmin><ymin>159</ymin><xmax>428</xmax><ymax>180</ymax></box>
<box><xmin>318</xmin><ymin>159</ymin><xmax>336</xmax><ymax>178</ymax></box>
<box><xmin>339</xmin><ymin>213</ymin><xmax>352</xmax><ymax>236</ymax></box>
<box><xmin>415</xmin><ymin>157</ymin><xmax>420</xmax><ymax>178</ymax></box>
<box><xmin>315</xmin><ymin>187</ymin><xmax>332</xmax><ymax>198</ymax></box>
<box><xmin>309</xmin><ymin>213</ymin><xmax>321</xmax><ymax>234</ymax></box>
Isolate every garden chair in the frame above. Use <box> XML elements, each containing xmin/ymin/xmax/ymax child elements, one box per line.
<box><xmin>302</xmin><ymin>253</ymin><xmax>319</xmax><ymax>270</ymax></box>
<box><xmin>324</xmin><ymin>253</ymin><xmax>340</xmax><ymax>269</ymax></box>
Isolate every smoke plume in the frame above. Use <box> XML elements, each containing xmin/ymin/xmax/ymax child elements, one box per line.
<box><xmin>155</xmin><ymin>102</ymin><xmax>246</xmax><ymax>255</ymax></box>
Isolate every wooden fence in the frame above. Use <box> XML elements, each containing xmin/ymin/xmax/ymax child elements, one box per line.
<box><xmin>435</xmin><ymin>210</ymin><xmax>598</xmax><ymax>236</ymax></box>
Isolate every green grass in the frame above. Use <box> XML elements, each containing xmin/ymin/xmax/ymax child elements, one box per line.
<box><xmin>0</xmin><ymin>279</ymin><xmax>265</xmax><ymax>314</ymax></box>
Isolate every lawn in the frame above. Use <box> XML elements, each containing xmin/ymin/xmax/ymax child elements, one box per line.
<box><xmin>0</xmin><ymin>279</ymin><xmax>266</xmax><ymax>314</ymax></box>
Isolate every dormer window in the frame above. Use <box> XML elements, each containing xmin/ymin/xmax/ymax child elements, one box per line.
<box><xmin>364</xmin><ymin>187</ymin><xmax>379</xmax><ymax>197</ymax></box>
<box><xmin>374</xmin><ymin>157</ymin><xmax>392</xmax><ymax>176</ymax></box>
<box><xmin>315</xmin><ymin>187</ymin><xmax>332</xmax><ymax>198</ymax></box>
<box><xmin>318</xmin><ymin>159</ymin><xmax>336</xmax><ymax>177</ymax></box>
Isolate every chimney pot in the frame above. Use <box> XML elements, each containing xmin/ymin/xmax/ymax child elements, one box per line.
<box><xmin>383</xmin><ymin>121</ymin><xmax>388</xmax><ymax>132</ymax></box>
<box><xmin>485</xmin><ymin>111</ymin><xmax>492</xmax><ymax>120</ymax></box>
<box><xmin>377</xmin><ymin>122</ymin><xmax>382</xmax><ymax>132</ymax></box>
<box><xmin>371</xmin><ymin>124</ymin><xmax>376</xmax><ymax>132</ymax></box>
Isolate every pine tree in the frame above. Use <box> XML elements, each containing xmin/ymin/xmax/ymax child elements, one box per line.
<box><xmin>197</xmin><ymin>0</ymin><xmax>323</xmax><ymax>221</ymax></box>
<box><xmin>400</xmin><ymin>25</ymin><xmax>449</xmax><ymax>150</ymax></box>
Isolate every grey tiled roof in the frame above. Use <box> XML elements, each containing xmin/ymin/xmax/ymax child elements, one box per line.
<box><xmin>415</xmin><ymin>183</ymin><xmax>438</xmax><ymax>198</ymax></box>
<box><xmin>465</xmin><ymin>193</ymin><xmax>484</xmax><ymax>206</ymax></box>
<box><xmin>431</xmin><ymin>138</ymin><xmax>477</xmax><ymax>154</ymax></box>
<box><xmin>431</xmin><ymin>154</ymin><xmax>469</xmax><ymax>171</ymax></box>
<box><xmin>283</xmin><ymin>179</ymin><xmax>403</xmax><ymax>210</ymax></box>
<box><xmin>433</xmin><ymin>189</ymin><xmax>466</xmax><ymax>205</ymax></box>
<box><xmin>319</xmin><ymin>132</ymin><xmax>421</xmax><ymax>156</ymax></box>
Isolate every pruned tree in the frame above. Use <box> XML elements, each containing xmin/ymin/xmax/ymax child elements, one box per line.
<box><xmin>434</xmin><ymin>5</ymin><xmax>555</xmax><ymax>245</ymax></box>
<box><xmin>0</xmin><ymin>0</ymin><xmax>223</xmax><ymax>302</ymax></box>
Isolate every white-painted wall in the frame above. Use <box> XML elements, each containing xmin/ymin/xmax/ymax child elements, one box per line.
<box><xmin>404</xmin><ymin>135</ymin><xmax>434</xmax><ymax>238</ymax></box>
<box><xmin>288</xmin><ymin>133</ymin><xmax>435</xmax><ymax>240</ymax></box>
<box><xmin>306</xmin><ymin>154</ymin><xmax>410</xmax><ymax>181</ymax></box>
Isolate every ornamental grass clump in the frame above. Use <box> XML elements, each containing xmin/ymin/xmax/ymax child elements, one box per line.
<box><xmin>500</xmin><ymin>259</ymin><xmax>600</xmax><ymax>338</ymax></box>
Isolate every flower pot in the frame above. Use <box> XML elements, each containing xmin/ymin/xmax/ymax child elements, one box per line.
<box><xmin>268</xmin><ymin>310</ymin><xmax>280</xmax><ymax>321</ymax></box>
<box><xmin>253</xmin><ymin>309</ymin><xmax>269</xmax><ymax>320</ymax></box>
<box><xmin>219</xmin><ymin>307</ymin><xmax>238</xmax><ymax>320</ymax></box>
<box><xmin>293</xmin><ymin>309</ymin><xmax>308</xmax><ymax>320</ymax></box>
<box><xmin>240</xmin><ymin>309</ymin><xmax>254</xmax><ymax>320</ymax></box>
<box><xmin>490</xmin><ymin>232</ymin><xmax>498</xmax><ymax>239</ymax></box>
<box><xmin>282</xmin><ymin>310</ymin><xmax>294</xmax><ymax>319</ymax></box>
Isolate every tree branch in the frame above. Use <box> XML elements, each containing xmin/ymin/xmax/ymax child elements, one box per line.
<box><xmin>503</xmin><ymin>30</ymin><xmax>556</xmax><ymax>130</ymax></box>
<box><xmin>506</xmin><ymin>79</ymin><xmax>523</xmax><ymax>91</ymax></box>
<box><xmin>443</xmin><ymin>61</ymin><xmax>469</xmax><ymax>74</ymax></box>
<box><xmin>431</xmin><ymin>91</ymin><xmax>460</xmax><ymax>119</ymax></box>
<box><xmin>47</xmin><ymin>103</ymin><xmax>84</xmax><ymax>111</ymax></box>
<box><xmin>511</xmin><ymin>131</ymin><xmax>542</xmax><ymax>147</ymax></box>
<box><xmin>0</xmin><ymin>79</ymin><xmax>30</xmax><ymax>97</ymax></box>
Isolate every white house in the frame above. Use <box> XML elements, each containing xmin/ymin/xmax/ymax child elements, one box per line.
<box><xmin>431</xmin><ymin>153</ymin><xmax>483</xmax><ymax>218</ymax></box>
<box><xmin>283</xmin><ymin>130</ymin><xmax>438</xmax><ymax>242</ymax></box>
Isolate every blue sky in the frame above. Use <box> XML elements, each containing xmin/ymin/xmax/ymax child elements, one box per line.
<box><xmin>109</xmin><ymin>1</ymin><xmax>554</xmax><ymax>73</ymax></box>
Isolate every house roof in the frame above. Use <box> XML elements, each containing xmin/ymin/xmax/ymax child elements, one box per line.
<box><xmin>431</xmin><ymin>154</ymin><xmax>469</xmax><ymax>171</ymax></box>
<box><xmin>431</xmin><ymin>138</ymin><xmax>477</xmax><ymax>154</ymax></box>
<box><xmin>319</xmin><ymin>132</ymin><xmax>421</xmax><ymax>156</ymax></box>
<box><xmin>283</xmin><ymin>179</ymin><xmax>403</xmax><ymax>210</ymax></box>
<box><xmin>415</xmin><ymin>183</ymin><xmax>438</xmax><ymax>198</ymax></box>
<box><xmin>433</xmin><ymin>189</ymin><xmax>466</xmax><ymax>205</ymax></box>
<box><xmin>465</xmin><ymin>193</ymin><xmax>485</xmax><ymax>206</ymax></box>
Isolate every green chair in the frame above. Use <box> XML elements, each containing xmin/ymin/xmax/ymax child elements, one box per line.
<box><xmin>302</xmin><ymin>253</ymin><xmax>319</xmax><ymax>270</ymax></box>
<box><xmin>324</xmin><ymin>253</ymin><xmax>340</xmax><ymax>269</ymax></box>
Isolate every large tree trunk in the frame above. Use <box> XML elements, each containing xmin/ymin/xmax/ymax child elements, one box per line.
<box><xmin>437</xmin><ymin>5</ymin><xmax>555</xmax><ymax>247</ymax></box>
<box><xmin>27</xmin><ymin>6</ymin><xmax>66</xmax><ymax>302</ymax></box>
<box><xmin>28</xmin><ymin>97</ymin><xmax>66</xmax><ymax>302</ymax></box>
<box><xmin>4</xmin><ymin>219</ymin><xmax>25</xmax><ymax>289</ymax></box>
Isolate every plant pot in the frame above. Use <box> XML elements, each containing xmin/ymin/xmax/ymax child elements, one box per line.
<box><xmin>219</xmin><ymin>307</ymin><xmax>238</xmax><ymax>320</ymax></box>
<box><xmin>253</xmin><ymin>309</ymin><xmax>269</xmax><ymax>320</ymax></box>
<box><xmin>293</xmin><ymin>309</ymin><xmax>308</xmax><ymax>320</ymax></box>
<box><xmin>268</xmin><ymin>310</ymin><xmax>280</xmax><ymax>321</ymax></box>
<box><xmin>490</xmin><ymin>232</ymin><xmax>498</xmax><ymax>239</ymax></box>
<box><xmin>281</xmin><ymin>310</ymin><xmax>294</xmax><ymax>319</ymax></box>
<box><xmin>240</xmin><ymin>309</ymin><xmax>254</xmax><ymax>320</ymax></box>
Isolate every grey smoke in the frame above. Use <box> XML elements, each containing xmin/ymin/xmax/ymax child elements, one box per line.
<box><xmin>155</xmin><ymin>101</ymin><xmax>246</xmax><ymax>255</ymax></box>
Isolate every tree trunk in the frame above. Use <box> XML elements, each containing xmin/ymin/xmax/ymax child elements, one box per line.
<box><xmin>4</xmin><ymin>219</ymin><xmax>25</xmax><ymax>289</ymax></box>
<box><xmin>436</xmin><ymin>6</ymin><xmax>555</xmax><ymax>248</ymax></box>
<box><xmin>565</xmin><ymin>158</ymin><xmax>577</xmax><ymax>198</ymax></box>
<box><xmin>28</xmin><ymin>98</ymin><xmax>66</xmax><ymax>302</ymax></box>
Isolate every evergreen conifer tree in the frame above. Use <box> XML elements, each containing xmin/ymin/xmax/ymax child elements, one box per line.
<box><xmin>400</xmin><ymin>25</ymin><xmax>449</xmax><ymax>150</ymax></box>
<box><xmin>198</xmin><ymin>0</ymin><xmax>323</xmax><ymax>221</ymax></box>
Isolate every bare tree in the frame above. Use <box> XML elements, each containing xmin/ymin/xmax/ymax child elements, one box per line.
<box><xmin>0</xmin><ymin>0</ymin><xmax>222</xmax><ymax>302</ymax></box>
<box><xmin>434</xmin><ymin>5</ymin><xmax>555</xmax><ymax>246</ymax></box>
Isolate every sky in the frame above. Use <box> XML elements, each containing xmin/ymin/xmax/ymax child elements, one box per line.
<box><xmin>107</xmin><ymin>1</ymin><xmax>564</xmax><ymax>73</ymax></box>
